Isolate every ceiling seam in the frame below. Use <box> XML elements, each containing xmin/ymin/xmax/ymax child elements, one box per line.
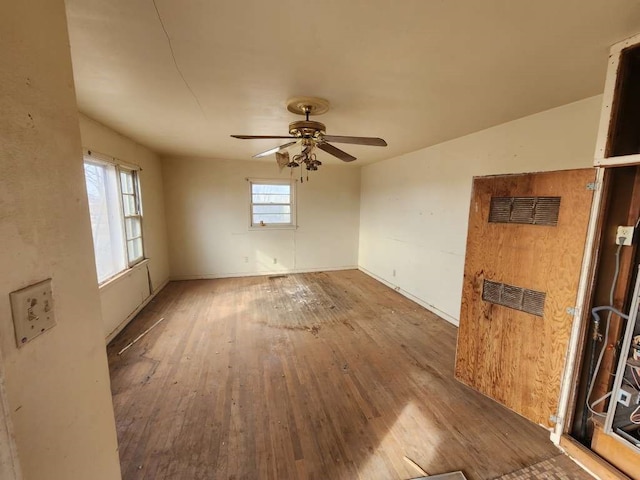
<box><xmin>151</xmin><ymin>0</ymin><xmax>207</xmax><ymax>119</ymax></box>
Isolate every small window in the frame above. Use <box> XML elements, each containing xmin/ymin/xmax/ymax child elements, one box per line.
<box><xmin>249</xmin><ymin>179</ymin><xmax>295</xmax><ymax>228</ymax></box>
<box><xmin>119</xmin><ymin>169</ymin><xmax>144</xmax><ymax>265</ymax></box>
<box><xmin>84</xmin><ymin>155</ymin><xmax>144</xmax><ymax>283</ymax></box>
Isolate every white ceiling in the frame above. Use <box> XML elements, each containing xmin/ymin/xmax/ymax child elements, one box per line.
<box><xmin>65</xmin><ymin>0</ymin><xmax>640</xmax><ymax>165</ymax></box>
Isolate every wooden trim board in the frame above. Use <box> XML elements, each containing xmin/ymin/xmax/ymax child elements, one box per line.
<box><xmin>591</xmin><ymin>424</ymin><xmax>640</xmax><ymax>479</ymax></box>
<box><xmin>560</xmin><ymin>435</ymin><xmax>631</xmax><ymax>480</ymax></box>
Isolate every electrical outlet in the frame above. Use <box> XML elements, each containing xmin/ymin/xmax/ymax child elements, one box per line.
<box><xmin>616</xmin><ymin>226</ymin><xmax>635</xmax><ymax>246</ymax></box>
<box><xmin>618</xmin><ymin>384</ymin><xmax>640</xmax><ymax>407</ymax></box>
<box><xmin>9</xmin><ymin>279</ymin><xmax>56</xmax><ymax>347</ymax></box>
<box><xmin>618</xmin><ymin>387</ymin><xmax>632</xmax><ymax>407</ymax></box>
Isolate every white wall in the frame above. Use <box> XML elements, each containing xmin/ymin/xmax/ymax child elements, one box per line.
<box><xmin>0</xmin><ymin>1</ymin><xmax>121</xmax><ymax>479</ymax></box>
<box><xmin>79</xmin><ymin>114</ymin><xmax>171</xmax><ymax>340</ymax></box>
<box><xmin>359</xmin><ymin>95</ymin><xmax>602</xmax><ymax>325</ymax></box>
<box><xmin>162</xmin><ymin>158</ymin><xmax>361</xmax><ymax>278</ymax></box>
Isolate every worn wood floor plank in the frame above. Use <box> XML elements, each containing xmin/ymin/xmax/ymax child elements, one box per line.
<box><xmin>108</xmin><ymin>270</ymin><xmax>564</xmax><ymax>480</ymax></box>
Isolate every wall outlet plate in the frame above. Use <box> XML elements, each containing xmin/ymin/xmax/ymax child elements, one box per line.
<box><xmin>9</xmin><ymin>279</ymin><xmax>56</xmax><ymax>347</ymax></box>
<box><xmin>618</xmin><ymin>384</ymin><xmax>640</xmax><ymax>407</ymax></box>
<box><xmin>616</xmin><ymin>226</ymin><xmax>635</xmax><ymax>245</ymax></box>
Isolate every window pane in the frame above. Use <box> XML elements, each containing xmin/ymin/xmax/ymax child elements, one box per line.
<box><xmin>251</xmin><ymin>184</ymin><xmax>290</xmax><ymax>195</ymax></box>
<box><xmin>253</xmin><ymin>213</ymin><xmax>291</xmax><ymax>225</ymax></box>
<box><xmin>127</xmin><ymin>238</ymin><xmax>144</xmax><ymax>263</ymax></box>
<box><xmin>252</xmin><ymin>193</ymin><xmax>290</xmax><ymax>204</ymax></box>
<box><xmin>122</xmin><ymin>194</ymin><xmax>136</xmax><ymax>216</ymax></box>
<box><xmin>251</xmin><ymin>183</ymin><xmax>290</xmax><ymax>204</ymax></box>
<box><xmin>84</xmin><ymin>162</ymin><xmax>127</xmax><ymax>282</ymax></box>
<box><xmin>250</xmin><ymin>181</ymin><xmax>293</xmax><ymax>227</ymax></box>
<box><xmin>125</xmin><ymin>217</ymin><xmax>142</xmax><ymax>239</ymax></box>
<box><xmin>120</xmin><ymin>170</ymin><xmax>134</xmax><ymax>194</ymax></box>
<box><xmin>252</xmin><ymin>205</ymin><xmax>291</xmax><ymax>215</ymax></box>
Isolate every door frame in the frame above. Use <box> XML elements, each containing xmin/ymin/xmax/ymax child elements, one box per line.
<box><xmin>554</xmin><ymin>166</ymin><xmax>606</xmax><ymax>443</ymax></box>
<box><xmin>0</xmin><ymin>349</ymin><xmax>22</xmax><ymax>480</ymax></box>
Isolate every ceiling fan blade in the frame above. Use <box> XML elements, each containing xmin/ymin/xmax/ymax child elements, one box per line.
<box><xmin>322</xmin><ymin>135</ymin><xmax>387</xmax><ymax>147</ymax></box>
<box><xmin>253</xmin><ymin>141</ymin><xmax>298</xmax><ymax>158</ymax></box>
<box><xmin>317</xmin><ymin>142</ymin><xmax>357</xmax><ymax>162</ymax></box>
<box><xmin>231</xmin><ymin>135</ymin><xmax>296</xmax><ymax>140</ymax></box>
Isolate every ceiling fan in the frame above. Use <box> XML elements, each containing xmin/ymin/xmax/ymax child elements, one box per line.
<box><xmin>231</xmin><ymin>97</ymin><xmax>387</xmax><ymax>172</ymax></box>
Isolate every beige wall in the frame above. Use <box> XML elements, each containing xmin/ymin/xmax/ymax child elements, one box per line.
<box><xmin>359</xmin><ymin>95</ymin><xmax>602</xmax><ymax>325</ymax></box>
<box><xmin>162</xmin><ymin>158</ymin><xmax>361</xmax><ymax>278</ymax></box>
<box><xmin>79</xmin><ymin>114</ymin><xmax>171</xmax><ymax>340</ymax></box>
<box><xmin>0</xmin><ymin>1</ymin><xmax>121</xmax><ymax>479</ymax></box>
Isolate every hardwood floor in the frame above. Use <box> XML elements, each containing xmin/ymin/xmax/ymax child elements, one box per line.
<box><xmin>108</xmin><ymin>270</ymin><xmax>566</xmax><ymax>480</ymax></box>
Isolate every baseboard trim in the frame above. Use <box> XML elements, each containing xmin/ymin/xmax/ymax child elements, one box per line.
<box><xmin>170</xmin><ymin>265</ymin><xmax>358</xmax><ymax>281</ymax></box>
<box><xmin>105</xmin><ymin>277</ymin><xmax>170</xmax><ymax>344</ymax></box>
<box><xmin>357</xmin><ymin>267</ymin><xmax>459</xmax><ymax>326</ymax></box>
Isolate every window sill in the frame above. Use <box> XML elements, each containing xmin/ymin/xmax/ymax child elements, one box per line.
<box><xmin>98</xmin><ymin>258</ymin><xmax>149</xmax><ymax>293</ymax></box>
<box><xmin>249</xmin><ymin>225</ymin><xmax>298</xmax><ymax>231</ymax></box>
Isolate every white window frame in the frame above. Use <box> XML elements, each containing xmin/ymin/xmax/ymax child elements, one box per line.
<box><xmin>119</xmin><ymin>167</ymin><xmax>145</xmax><ymax>267</ymax></box>
<box><xmin>248</xmin><ymin>178</ymin><xmax>296</xmax><ymax>229</ymax></box>
<box><xmin>83</xmin><ymin>150</ymin><xmax>145</xmax><ymax>284</ymax></box>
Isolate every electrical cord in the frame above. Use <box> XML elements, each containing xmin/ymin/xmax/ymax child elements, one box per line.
<box><xmin>586</xmin><ymin>303</ymin><xmax>630</xmax><ymax>417</ymax></box>
<box><xmin>631</xmin><ymin>404</ymin><xmax>640</xmax><ymax>424</ymax></box>
<box><xmin>627</xmin><ymin>366</ymin><xmax>640</xmax><ymax>425</ymax></box>
<box><xmin>632</xmin><ymin>365</ymin><xmax>640</xmax><ymax>389</ymax></box>
<box><xmin>585</xmin><ymin>244</ymin><xmax>626</xmax><ymax>418</ymax></box>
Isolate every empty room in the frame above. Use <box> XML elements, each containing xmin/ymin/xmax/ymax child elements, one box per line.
<box><xmin>4</xmin><ymin>1</ymin><xmax>640</xmax><ymax>479</ymax></box>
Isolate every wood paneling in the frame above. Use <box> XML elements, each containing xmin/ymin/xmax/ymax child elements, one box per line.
<box><xmin>592</xmin><ymin>424</ymin><xmax>640</xmax><ymax>479</ymax></box>
<box><xmin>108</xmin><ymin>270</ymin><xmax>562</xmax><ymax>480</ymax></box>
<box><xmin>560</xmin><ymin>434</ymin><xmax>631</xmax><ymax>480</ymax></box>
<box><xmin>455</xmin><ymin>169</ymin><xmax>596</xmax><ymax>427</ymax></box>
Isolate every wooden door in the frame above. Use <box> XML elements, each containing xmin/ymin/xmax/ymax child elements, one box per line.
<box><xmin>455</xmin><ymin>169</ymin><xmax>595</xmax><ymax>428</ymax></box>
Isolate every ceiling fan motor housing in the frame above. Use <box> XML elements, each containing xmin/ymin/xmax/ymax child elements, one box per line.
<box><xmin>289</xmin><ymin>120</ymin><xmax>325</xmax><ymax>138</ymax></box>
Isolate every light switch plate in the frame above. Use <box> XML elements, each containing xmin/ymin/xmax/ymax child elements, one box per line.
<box><xmin>9</xmin><ymin>279</ymin><xmax>56</xmax><ymax>347</ymax></box>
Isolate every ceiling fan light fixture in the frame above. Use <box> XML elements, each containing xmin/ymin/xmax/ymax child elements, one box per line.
<box><xmin>230</xmin><ymin>96</ymin><xmax>387</xmax><ymax>179</ymax></box>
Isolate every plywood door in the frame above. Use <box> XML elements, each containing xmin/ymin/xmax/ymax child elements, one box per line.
<box><xmin>455</xmin><ymin>169</ymin><xmax>596</xmax><ymax>428</ymax></box>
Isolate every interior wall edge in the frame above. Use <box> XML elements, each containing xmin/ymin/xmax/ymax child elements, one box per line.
<box><xmin>104</xmin><ymin>277</ymin><xmax>170</xmax><ymax>344</ymax></box>
<box><xmin>161</xmin><ymin>157</ymin><xmax>361</xmax><ymax>279</ymax></box>
<box><xmin>78</xmin><ymin>112</ymin><xmax>171</xmax><ymax>339</ymax></box>
<box><xmin>1</xmin><ymin>1</ymin><xmax>122</xmax><ymax>477</ymax></box>
<box><xmin>359</xmin><ymin>95</ymin><xmax>602</xmax><ymax>326</ymax></box>
<box><xmin>170</xmin><ymin>265</ymin><xmax>358</xmax><ymax>281</ymax></box>
<box><xmin>358</xmin><ymin>266</ymin><xmax>460</xmax><ymax>326</ymax></box>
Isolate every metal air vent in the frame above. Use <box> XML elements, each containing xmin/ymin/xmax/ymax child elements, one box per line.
<box><xmin>489</xmin><ymin>196</ymin><xmax>561</xmax><ymax>226</ymax></box>
<box><xmin>482</xmin><ymin>279</ymin><xmax>546</xmax><ymax>317</ymax></box>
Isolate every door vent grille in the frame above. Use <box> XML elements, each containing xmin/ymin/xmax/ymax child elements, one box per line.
<box><xmin>489</xmin><ymin>196</ymin><xmax>561</xmax><ymax>226</ymax></box>
<box><xmin>482</xmin><ymin>280</ymin><xmax>546</xmax><ymax>317</ymax></box>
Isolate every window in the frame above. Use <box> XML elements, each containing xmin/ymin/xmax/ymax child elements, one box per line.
<box><xmin>249</xmin><ymin>179</ymin><xmax>295</xmax><ymax>228</ymax></box>
<box><xmin>84</xmin><ymin>154</ymin><xmax>144</xmax><ymax>283</ymax></box>
<box><xmin>119</xmin><ymin>169</ymin><xmax>144</xmax><ymax>264</ymax></box>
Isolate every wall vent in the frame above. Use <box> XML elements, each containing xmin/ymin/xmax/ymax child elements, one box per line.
<box><xmin>482</xmin><ymin>279</ymin><xmax>546</xmax><ymax>317</ymax></box>
<box><xmin>489</xmin><ymin>196</ymin><xmax>561</xmax><ymax>226</ymax></box>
